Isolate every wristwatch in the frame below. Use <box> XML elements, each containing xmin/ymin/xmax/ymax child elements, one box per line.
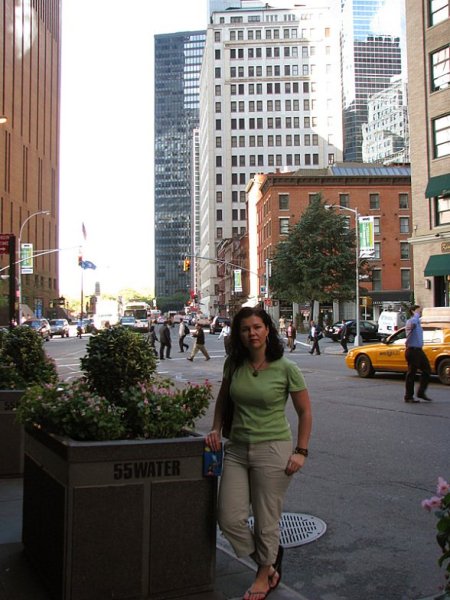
<box><xmin>293</xmin><ymin>447</ymin><xmax>308</xmax><ymax>457</ymax></box>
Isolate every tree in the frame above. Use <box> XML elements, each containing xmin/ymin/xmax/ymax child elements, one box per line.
<box><xmin>270</xmin><ymin>195</ymin><xmax>356</xmax><ymax>308</ymax></box>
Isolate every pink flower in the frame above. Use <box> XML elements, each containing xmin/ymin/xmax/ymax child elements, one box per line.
<box><xmin>436</xmin><ymin>477</ymin><xmax>449</xmax><ymax>497</ymax></box>
<box><xmin>421</xmin><ymin>496</ymin><xmax>443</xmax><ymax>512</ymax></box>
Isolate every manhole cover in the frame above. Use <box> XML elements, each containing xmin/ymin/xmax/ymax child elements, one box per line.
<box><xmin>247</xmin><ymin>512</ymin><xmax>326</xmax><ymax>548</ymax></box>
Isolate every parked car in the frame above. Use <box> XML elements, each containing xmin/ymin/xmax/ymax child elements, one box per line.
<box><xmin>49</xmin><ymin>319</ymin><xmax>70</xmax><ymax>338</ymax></box>
<box><xmin>22</xmin><ymin>318</ymin><xmax>51</xmax><ymax>341</ymax></box>
<box><xmin>82</xmin><ymin>318</ymin><xmax>97</xmax><ymax>334</ymax></box>
<box><xmin>324</xmin><ymin>320</ymin><xmax>378</xmax><ymax>343</ymax></box>
<box><xmin>345</xmin><ymin>324</ymin><xmax>450</xmax><ymax>385</ymax></box>
<box><xmin>210</xmin><ymin>316</ymin><xmax>231</xmax><ymax>334</ymax></box>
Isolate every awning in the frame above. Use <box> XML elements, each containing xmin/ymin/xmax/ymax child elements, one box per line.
<box><xmin>424</xmin><ymin>254</ymin><xmax>450</xmax><ymax>276</ymax></box>
<box><xmin>425</xmin><ymin>173</ymin><xmax>450</xmax><ymax>198</ymax></box>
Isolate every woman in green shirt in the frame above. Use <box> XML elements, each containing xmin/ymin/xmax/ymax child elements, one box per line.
<box><xmin>206</xmin><ymin>307</ymin><xmax>312</xmax><ymax>600</ymax></box>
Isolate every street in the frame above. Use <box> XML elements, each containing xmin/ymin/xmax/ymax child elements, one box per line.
<box><xmin>45</xmin><ymin>330</ymin><xmax>450</xmax><ymax>600</ymax></box>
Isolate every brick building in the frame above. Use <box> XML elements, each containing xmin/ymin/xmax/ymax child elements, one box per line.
<box><xmin>0</xmin><ymin>0</ymin><xmax>61</xmax><ymax>322</ymax></box>
<box><xmin>246</xmin><ymin>164</ymin><xmax>412</xmax><ymax>321</ymax></box>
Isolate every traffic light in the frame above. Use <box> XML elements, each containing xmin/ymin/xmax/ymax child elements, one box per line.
<box><xmin>183</xmin><ymin>258</ymin><xmax>191</xmax><ymax>272</ymax></box>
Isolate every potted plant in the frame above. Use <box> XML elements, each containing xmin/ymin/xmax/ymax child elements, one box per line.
<box><xmin>0</xmin><ymin>325</ymin><xmax>57</xmax><ymax>476</ymax></box>
<box><xmin>16</xmin><ymin>326</ymin><xmax>216</xmax><ymax>600</ymax></box>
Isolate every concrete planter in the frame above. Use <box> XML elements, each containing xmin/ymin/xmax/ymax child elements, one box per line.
<box><xmin>22</xmin><ymin>428</ymin><xmax>218</xmax><ymax>600</ymax></box>
<box><xmin>0</xmin><ymin>390</ymin><xmax>24</xmax><ymax>477</ymax></box>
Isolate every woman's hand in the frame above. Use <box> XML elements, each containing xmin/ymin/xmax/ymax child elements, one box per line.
<box><xmin>205</xmin><ymin>429</ymin><xmax>222</xmax><ymax>451</ymax></box>
<box><xmin>285</xmin><ymin>453</ymin><xmax>305</xmax><ymax>476</ymax></box>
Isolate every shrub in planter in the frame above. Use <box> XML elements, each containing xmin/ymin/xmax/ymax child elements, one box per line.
<box><xmin>0</xmin><ymin>326</ymin><xmax>58</xmax><ymax>389</ymax></box>
<box><xmin>16</xmin><ymin>327</ymin><xmax>213</xmax><ymax>441</ymax></box>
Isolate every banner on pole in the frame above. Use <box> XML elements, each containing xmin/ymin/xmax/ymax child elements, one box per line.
<box><xmin>234</xmin><ymin>269</ymin><xmax>242</xmax><ymax>293</ymax></box>
<box><xmin>358</xmin><ymin>216</ymin><xmax>375</xmax><ymax>258</ymax></box>
<box><xmin>21</xmin><ymin>243</ymin><xmax>33</xmax><ymax>274</ymax></box>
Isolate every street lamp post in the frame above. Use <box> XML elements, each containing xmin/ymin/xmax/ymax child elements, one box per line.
<box><xmin>325</xmin><ymin>204</ymin><xmax>361</xmax><ymax>346</ymax></box>
<box><xmin>17</xmin><ymin>210</ymin><xmax>50</xmax><ymax>323</ymax></box>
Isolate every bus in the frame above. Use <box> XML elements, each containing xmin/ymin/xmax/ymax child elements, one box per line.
<box><xmin>123</xmin><ymin>302</ymin><xmax>150</xmax><ymax>331</ymax></box>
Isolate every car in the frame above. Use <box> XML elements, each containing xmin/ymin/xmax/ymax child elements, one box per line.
<box><xmin>210</xmin><ymin>316</ymin><xmax>231</xmax><ymax>334</ymax></box>
<box><xmin>120</xmin><ymin>316</ymin><xmax>137</xmax><ymax>329</ymax></box>
<box><xmin>324</xmin><ymin>320</ymin><xmax>378</xmax><ymax>343</ymax></box>
<box><xmin>345</xmin><ymin>324</ymin><xmax>450</xmax><ymax>385</ymax></box>
<box><xmin>22</xmin><ymin>318</ymin><xmax>51</xmax><ymax>341</ymax></box>
<box><xmin>82</xmin><ymin>318</ymin><xmax>97</xmax><ymax>334</ymax></box>
<box><xmin>49</xmin><ymin>319</ymin><xmax>70</xmax><ymax>338</ymax></box>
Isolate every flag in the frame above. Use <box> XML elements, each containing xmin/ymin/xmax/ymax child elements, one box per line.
<box><xmin>82</xmin><ymin>222</ymin><xmax>87</xmax><ymax>240</ymax></box>
<box><xmin>80</xmin><ymin>260</ymin><xmax>96</xmax><ymax>270</ymax></box>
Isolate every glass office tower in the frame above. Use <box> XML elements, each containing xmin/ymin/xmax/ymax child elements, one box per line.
<box><xmin>154</xmin><ymin>31</ymin><xmax>206</xmax><ymax>298</ymax></box>
<box><xmin>341</xmin><ymin>0</ymin><xmax>403</xmax><ymax>162</ymax></box>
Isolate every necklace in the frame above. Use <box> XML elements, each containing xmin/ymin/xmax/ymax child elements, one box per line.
<box><xmin>250</xmin><ymin>358</ymin><xmax>266</xmax><ymax>377</ymax></box>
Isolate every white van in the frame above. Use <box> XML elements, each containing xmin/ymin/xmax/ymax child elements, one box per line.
<box><xmin>377</xmin><ymin>311</ymin><xmax>407</xmax><ymax>339</ymax></box>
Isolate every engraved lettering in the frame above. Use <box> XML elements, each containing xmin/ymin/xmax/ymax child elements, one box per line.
<box><xmin>112</xmin><ymin>460</ymin><xmax>181</xmax><ymax>480</ymax></box>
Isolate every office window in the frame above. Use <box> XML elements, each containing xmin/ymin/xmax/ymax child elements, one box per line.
<box><xmin>215</xmin><ymin>67</ymin><xmax>221</xmax><ymax>78</ymax></box>
<box><xmin>400</xmin><ymin>241</ymin><xmax>410</xmax><ymax>259</ymax></box>
<box><xmin>215</xmin><ymin>85</ymin><xmax>221</xmax><ymax>96</ymax></box>
<box><xmin>430</xmin><ymin>0</ymin><xmax>449</xmax><ymax>25</ymax></box>
<box><xmin>436</xmin><ymin>195</ymin><xmax>450</xmax><ymax>225</ymax></box>
<box><xmin>279</xmin><ymin>194</ymin><xmax>289</xmax><ymax>210</ymax></box>
<box><xmin>401</xmin><ymin>269</ymin><xmax>411</xmax><ymax>290</ymax></box>
<box><xmin>215</xmin><ymin>119</ymin><xmax>221</xmax><ymax>130</ymax></box>
<box><xmin>214</xmin><ymin>31</ymin><xmax>221</xmax><ymax>42</ymax></box>
<box><xmin>257</xmin><ymin>155</ymin><xmax>264</xmax><ymax>166</ymax></box>
<box><xmin>399</xmin><ymin>217</ymin><xmax>410</xmax><ymax>233</ymax></box>
<box><xmin>312</xmin><ymin>154</ymin><xmax>319</xmax><ymax>165</ymax></box>
<box><xmin>231</xmin><ymin>155</ymin><xmax>238</xmax><ymax>167</ymax></box>
<box><xmin>216</xmin><ymin>209</ymin><xmax>223</xmax><ymax>221</ymax></box>
<box><xmin>240</xmin><ymin>190</ymin><xmax>246</xmax><ymax>201</ymax></box>
<box><xmin>240</xmin><ymin>173</ymin><xmax>246</xmax><ymax>184</ymax></box>
<box><xmin>339</xmin><ymin>193</ymin><xmax>350</xmax><ymax>208</ymax></box>
<box><xmin>232</xmin><ymin>191</ymin><xmax>238</xmax><ymax>202</ymax></box>
<box><xmin>239</xmin><ymin>136</ymin><xmax>245</xmax><ymax>147</ymax></box>
<box><xmin>279</xmin><ymin>218</ymin><xmax>289</xmax><ymax>234</ymax></box>
<box><xmin>312</xmin><ymin>134</ymin><xmax>318</xmax><ymax>145</ymax></box>
<box><xmin>374</xmin><ymin>217</ymin><xmax>380</xmax><ymax>234</ymax></box>
<box><xmin>216</xmin><ymin>136</ymin><xmax>222</xmax><ymax>148</ymax></box>
<box><xmin>216</xmin><ymin>227</ymin><xmax>223</xmax><ymax>239</ymax></box>
<box><xmin>257</xmin><ymin>135</ymin><xmax>264</xmax><ymax>147</ymax></box>
<box><xmin>216</xmin><ymin>156</ymin><xmax>222</xmax><ymax>167</ymax></box>
<box><xmin>433</xmin><ymin>114</ymin><xmax>450</xmax><ymax>157</ymax></box>
<box><xmin>431</xmin><ymin>46</ymin><xmax>450</xmax><ymax>91</ymax></box>
<box><xmin>232</xmin><ymin>227</ymin><xmax>239</xmax><ymax>237</ymax></box>
<box><xmin>239</xmin><ymin>155</ymin><xmax>245</xmax><ymax>166</ymax></box>
<box><xmin>240</xmin><ymin>208</ymin><xmax>246</xmax><ymax>220</ymax></box>
<box><xmin>216</xmin><ymin>174</ymin><xmax>222</xmax><ymax>185</ymax></box>
<box><xmin>399</xmin><ymin>193</ymin><xmax>409</xmax><ymax>209</ymax></box>
<box><xmin>372</xmin><ymin>269</ymin><xmax>382</xmax><ymax>291</ymax></box>
<box><xmin>373</xmin><ymin>242</ymin><xmax>381</xmax><ymax>260</ymax></box>
<box><xmin>369</xmin><ymin>193</ymin><xmax>380</xmax><ymax>210</ymax></box>
<box><xmin>215</xmin><ymin>49</ymin><xmax>221</xmax><ymax>60</ymax></box>
<box><xmin>232</xmin><ymin>209</ymin><xmax>238</xmax><ymax>220</ymax></box>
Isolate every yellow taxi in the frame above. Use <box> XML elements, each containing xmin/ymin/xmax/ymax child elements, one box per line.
<box><xmin>345</xmin><ymin>308</ymin><xmax>450</xmax><ymax>386</ymax></box>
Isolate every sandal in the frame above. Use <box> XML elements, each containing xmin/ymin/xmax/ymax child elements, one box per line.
<box><xmin>269</xmin><ymin>545</ymin><xmax>284</xmax><ymax>590</ymax></box>
<box><xmin>242</xmin><ymin>588</ymin><xmax>272</xmax><ymax>600</ymax></box>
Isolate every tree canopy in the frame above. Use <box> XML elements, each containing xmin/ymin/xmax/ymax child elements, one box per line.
<box><xmin>270</xmin><ymin>195</ymin><xmax>356</xmax><ymax>307</ymax></box>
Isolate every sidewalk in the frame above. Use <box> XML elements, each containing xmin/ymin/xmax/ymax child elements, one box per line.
<box><xmin>0</xmin><ymin>477</ymin><xmax>307</xmax><ymax>600</ymax></box>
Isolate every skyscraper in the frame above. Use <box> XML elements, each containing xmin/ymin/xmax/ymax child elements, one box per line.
<box><xmin>0</xmin><ymin>0</ymin><xmax>61</xmax><ymax>322</ymax></box>
<box><xmin>341</xmin><ymin>0</ymin><xmax>403</xmax><ymax>161</ymax></box>
<box><xmin>199</xmin><ymin>1</ymin><xmax>343</xmax><ymax>314</ymax></box>
<box><xmin>154</xmin><ymin>31</ymin><xmax>206</xmax><ymax>298</ymax></box>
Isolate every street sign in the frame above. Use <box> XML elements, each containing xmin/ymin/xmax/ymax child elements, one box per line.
<box><xmin>0</xmin><ymin>234</ymin><xmax>12</xmax><ymax>255</ymax></box>
<box><xmin>260</xmin><ymin>285</ymin><xmax>266</xmax><ymax>294</ymax></box>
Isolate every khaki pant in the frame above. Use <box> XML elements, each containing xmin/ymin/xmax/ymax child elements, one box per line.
<box><xmin>218</xmin><ymin>440</ymin><xmax>292</xmax><ymax>566</ymax></box>
<box><xmin>190</xmin><ymin>343</ymin><xmax>210</xmax><ymax>360</ymax></box>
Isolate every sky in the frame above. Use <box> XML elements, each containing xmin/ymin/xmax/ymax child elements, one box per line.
<box><xmin>58</xmin><ymin>0</ymin><xmax>405</xmax><ymax>301</ymax></box>
<box><xmin>59</xmin><ymin>0</ymin><xmax>209</xmax><ymax>299</ymax></box>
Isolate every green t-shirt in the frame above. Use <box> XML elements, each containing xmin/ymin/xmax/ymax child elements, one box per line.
<box><xmin>225</xmin><ymin>356</ymin><xmax>307</xmax><ymax>443</ymax></box>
